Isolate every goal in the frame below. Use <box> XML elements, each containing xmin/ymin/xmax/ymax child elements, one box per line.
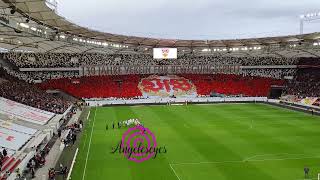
<box><xmin>318</xmin><ymin>173</ymin><xmax>320</xmax><ymax>180</ymax></box>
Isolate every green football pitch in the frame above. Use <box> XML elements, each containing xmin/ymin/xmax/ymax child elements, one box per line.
<box><xmin>71</xmin><ymin>103</ymin><xmax>320</xmax><ymax>180</ymax></box>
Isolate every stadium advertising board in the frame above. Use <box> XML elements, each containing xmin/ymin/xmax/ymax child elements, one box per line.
<box><xmin>82</xmin><ymin>65</ymin><xmax>240</xmax><ymax>76</ymax></box>
<box><xmin>153</xmin><ymin>48</ymin><xmax>177</xmax><ymax>59</ymax></box>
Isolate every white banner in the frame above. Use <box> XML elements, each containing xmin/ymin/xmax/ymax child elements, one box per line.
<box><xmin>82</xmin><ymin>65</ymin><xmax>240</xmax><ymax>76</ymax></box>
<box><xmin>153</xmin><ymin>48</ymin><xmax>177</xmax><ymax>59</ymax></box>
<box><xmin>0</xmin><ymin>97</ymin><xmax>55</xmax><ymax>125</ymax></box>
<box><xmin>0</xmin><ymin>119</ymin><xmax>37</xmax><ymax>135</ymax></box>
<box><xmin>0</xmin><ymin>127</ymin><xmax>31</xmax><ymax>150</ymax></box>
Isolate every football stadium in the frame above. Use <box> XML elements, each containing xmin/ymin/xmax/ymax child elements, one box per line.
<box><xmin>0</xmin><ymin>0</ymin><xmax>319</xmax><ymax>180</ymax></box>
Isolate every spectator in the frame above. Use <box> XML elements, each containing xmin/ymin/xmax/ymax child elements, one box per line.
<box><xmin>0</xmin><ymin>68</ymin><xmax>72</xmax><ymax>114</ymax></box>
<box><xmin>2</xmin><ymin>52</ymin><xmax>299</xmax><ymax>68</ymax></box>
<box><xmin>2</xmin><ymin>148</ymin><xmax>7</xmax><ymax>157</ymax></box>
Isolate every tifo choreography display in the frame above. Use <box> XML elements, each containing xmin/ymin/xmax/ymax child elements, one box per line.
<box><xmin>138</xmin><ymin>75</ymin><xmax>198</xmax><ymax>98</ymax></box>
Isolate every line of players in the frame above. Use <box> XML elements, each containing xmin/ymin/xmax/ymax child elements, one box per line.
<box><xmin>106</xmin><ymin>118</ymin><xmax>142</xmax><ymax>130</ymax></box>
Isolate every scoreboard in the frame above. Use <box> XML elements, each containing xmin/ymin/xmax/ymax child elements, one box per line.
<box><xmin>153</xmin><ymin>48</ymin><xmax>177</xmax><ymax>59</ymax></box>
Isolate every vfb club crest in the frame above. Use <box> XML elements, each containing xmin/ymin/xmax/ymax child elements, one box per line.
<box><xmin>161</xmin><ymin>48</ymin><xmax>170</xmax><ymax>58</ymax></box>
<box><xmin>138</xmin><ymin>75</ymin><xmax>197</xmax><ymax>98</ymax></box>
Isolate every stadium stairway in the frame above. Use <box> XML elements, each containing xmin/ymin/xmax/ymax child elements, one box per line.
<box><xmin>0</xmin><ymin>156</ymin><xmax>21</xmax><ymax>179</ymax></box>
<box><xmin>0</xmin><ymin>156</ymin><xmax>10</xmax><ymax>170</ymax></box>
<box><xmin>0</xmin><ymin>57</ymin><xmax>18</xmax><ymax>71</ymax></box>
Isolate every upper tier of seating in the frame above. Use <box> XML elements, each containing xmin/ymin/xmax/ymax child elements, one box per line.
<box><xmin>2</xmin><ymin>52</ymin><xmax>300</xmax><ymax>68</ymax></box>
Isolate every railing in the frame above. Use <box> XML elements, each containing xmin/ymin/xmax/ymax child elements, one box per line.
<box><xmin>45</xmin><ymin>0</ymin><xmax>58</xmax><ymax>12</ymax></box>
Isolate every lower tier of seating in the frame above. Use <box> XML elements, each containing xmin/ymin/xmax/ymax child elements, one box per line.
<box><xmin>38</xmin><ymin>74</ymin><xmax>284</xmax><ymax>98</ymax></box>
<box><xmin>0</xmin><ymin>156</ymin><xmax>22</xmax><ymax>179</ymax></box>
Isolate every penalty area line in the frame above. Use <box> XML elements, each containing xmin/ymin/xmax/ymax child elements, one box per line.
<box><xmin>171</xmin><ymin>155</ymin><xmax>320</xmax><ymax>166</ymax></box>
<box><xmin>169</xmin><ymin>163</ymin><xmax>182</xmax><ymax>180</ymax></box>
<box><xmin>82</xmin><ymin>108</ymin><xmax>97</xmax><ymax>180</ymax></box>
<box><xmin>242</xmin><ymin>153</ymin><xmax>311</xmax><ymax>162</ymax></box>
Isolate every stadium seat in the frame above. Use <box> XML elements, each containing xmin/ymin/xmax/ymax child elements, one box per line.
<box><xmin>39</xmin><ymin>74</ymin><xmax>284</xmax><ymax>98</ymax></box>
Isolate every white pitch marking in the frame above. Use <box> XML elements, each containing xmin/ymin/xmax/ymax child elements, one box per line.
<box><xmin>82</xmin><ymin>133</ymin><xmax>87</xmax><ymax>151</ymax></box>
<box><xmin>171</xmin><ymin>155</ymin><xmax>320</xmax><ymax>166</ymax></box>
<box><xmin>86</xmin><ymin>111</ymin><xmax>90</xmax><ymax>120</ymax></box>
<box><xmin>67</xmin><ymin>148</ymin><xmax>79</xmax><ymax>180</ymax></box>
<box><xmin>250</xmin><ymin>118</ymin><xmax>253</xmax><ymax>129</ymax></box>
<box><xmin>243</xmin><ymin>153</ymin><xmax>310</xmax><ymax>162</ymax></box>
<box><xmin>169</xmin><ymin>163</ymin><xmax>182</xmax><ymax>180</ymax></box>
<box><xmin>82</xmin><ymin>108</ymin><xmax>97</xmax><ymax>180</ymax></box>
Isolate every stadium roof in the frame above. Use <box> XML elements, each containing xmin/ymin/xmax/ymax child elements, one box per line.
<box><xmin>0</xmin><ymin>0</ymin><xmax>319</xmax><ymax>57</ymax></box>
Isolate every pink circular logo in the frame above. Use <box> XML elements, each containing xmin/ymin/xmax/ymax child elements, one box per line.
<box><xmin>121</xmin><ymin>125</ymin><xmax>157</xmax><ymax>163</ymax></box>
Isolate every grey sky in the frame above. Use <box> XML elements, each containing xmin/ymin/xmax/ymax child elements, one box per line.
<box><xmin>57</xmin><ymin>0</ymin><xmax>320</xmax><ymax>40</ymax></box>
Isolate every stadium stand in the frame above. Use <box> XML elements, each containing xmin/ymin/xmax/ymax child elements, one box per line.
<box><xmin>0</xmin><ymin>0</ymin><xmax>319</xmax><ymax>178</ymax></box>
<box><xmin>283</xmin><ymin>58</ymin><xmax>320</xmax><ymax>97</ymax></box>
<box><xmin>0</xmin><ymin>118</ymin><xmax>39</xmax><ymax>179</ymax></box>
<box><xmin>286</xmin><ymin>69</ymin><xmax>320</xmax><ymax>97</ymax></box>
<box><xmin>2</xmin><ymin>52</ymin><xmax>299</xmax><ymax>68</ymax></box>
<box><xmin>1</xmin><ymin>156</ymin><xmax>22</xmax><ymax>179</ymax></box>
<box><xmin>0</xmin><ymin>97</ymin><xmax>55</xmax><ymax>125</ymax></box>
<box><xmin>39</xmin><ymin>75</ymin><xmax>143</xmax><ymax>98</ymax></box>
<box><xmin>0</xmin><ymin>68</ymin><xmax>71</xmax><ymax>114</ymax></box>
<box><xmin>2</xmin><ymin>65</ymin><xmax>294</xmax><ymax>82</ymax></box>
<box><xmin>241</xmin><ymin>69</ymin><xmax>296</xmax><ymax>79</ymax></box>
<box><xmin>0</xmin><ymin>101</ymin><xmax>78</xmax><ymax>179</ymax></box>
<box><xmin>38</xmin><ymin>74</ymin><xmax>284</xmax><ymax>98</ymax></box>
<box><xmin>183</xmin><ymin>74</ymin><xmax>284</xmax><ymax>97</ymax></box>
<box><xmin>0</xmin><ymin>38</ymin><xmax>318</xmax><ymax>180</ymax></box>
<box><xmin>0</xmin><ymin>62</ymin><xmax>81</xmax><ymax>179</ymax></box>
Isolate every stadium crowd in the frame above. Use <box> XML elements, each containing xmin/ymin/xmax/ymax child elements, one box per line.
<box><xmin>38</xmin><ymin>74</ymin><xmax>284</xmax><ymax>98</ymax></box>
<box><xmin>1</xmin><ymin>52</ymin><xmax>318</xmax><ymax>101</ymax></box>
<box><xmin>2</xmin><ymin>52</ymin><xmax>299</xmax><ymax>68</ymax></box>
<box><xmin>286</xmin><ymin>69</ymin><xmax>320</xmax><ymax>97</ymax></box>
<box><xmin>241</xmin><ymin>69</ymin><xmax>296</xmax><ymax>79</ymax></box>
<box><xmin>0</xmin><ymin>65</ymin><xmax>79</xmax><ymax>82</ymax></box>
<box><xmin>0</xmin><ymin>67</ymin><xmax>71</xmax><ymax>114</ymax></box>
<box><xmin>284</xmin><ymin>58</ymin><xmax>320</xmax><ymax>97</ymax></box>
<box><xmin>3</xmin><ymin>67</ymin><xmax>294</xmax><ymax>81</ymax></box>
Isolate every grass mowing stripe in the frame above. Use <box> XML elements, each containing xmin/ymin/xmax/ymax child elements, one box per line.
<box><xmin>163</xmin><ymin>106</ymin><xmax>277</xmax><ymax>179</ymax></box>
<box><xmin>82</xmin><ymin>107</ymin><xmax>97</xmax><ymax>180</ymax></box>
